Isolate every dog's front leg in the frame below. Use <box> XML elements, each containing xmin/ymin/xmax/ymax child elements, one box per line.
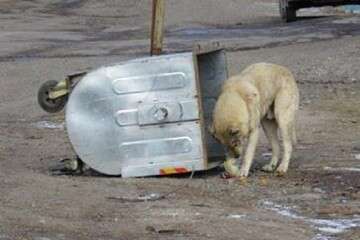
<box><xmin>239</xmin><ymin>127</ymin><xmax>260</xmax><ymax>177</ymax></box>
<box><xmin>224</xmin><ymin>148</ymin><xmax>241</xmax><ymax>177</ymax></box>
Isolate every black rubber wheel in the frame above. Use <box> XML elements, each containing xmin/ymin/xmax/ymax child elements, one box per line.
<box><xmin>38</xmin><ymin>80</ymin><xmax>68</xmax><ymax>113</ymax></box>
<box><xmin>279</xmin><ymin>0</ymin><xmax>296</xmax><ymax>22</ymax></box>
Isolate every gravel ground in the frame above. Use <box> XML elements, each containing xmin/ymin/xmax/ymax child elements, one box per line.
<box><xmin>0</xmin><ymin>1</ymin><xmax>359</xmax><ymax>240</ymax></box>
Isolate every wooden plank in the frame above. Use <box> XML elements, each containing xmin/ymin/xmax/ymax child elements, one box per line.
<box><xmin>150</xmin><ymin>0</ymin><xmax>166</xmax><ymax>56</ymax></box>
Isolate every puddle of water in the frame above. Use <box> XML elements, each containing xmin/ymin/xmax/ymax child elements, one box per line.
<box><xmin>262</xmin><ymin>200</ymin><xmax>360</xmax><ymax>239</ymax></box>
<box><xmin>34</xmin><ymin>121</ymin><xmax>64</xmax><ymax>130</ymax></box>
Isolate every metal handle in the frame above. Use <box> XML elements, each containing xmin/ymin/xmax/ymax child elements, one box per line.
<box><xmin>154</xmin><ymin>107</ymin><xmax>168</xmax><ymax>121</ymax></box>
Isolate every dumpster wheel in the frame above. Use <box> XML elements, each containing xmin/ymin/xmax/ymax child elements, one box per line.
<box><xmin>38</xmin><ymin>80</ymin><xmax>68</xmax><ymax>113</ymax></box>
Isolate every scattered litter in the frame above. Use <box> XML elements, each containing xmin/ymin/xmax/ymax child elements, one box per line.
<box><xmin>145</xmin><ymin>226</ymin><xmax>182</xmax><ymax>235</ymax></box>
<box><xmin>313</xmin><ymin>188</ymin><xmax>325</xmax><ymax>194</ymax></box>
<box><xmin>323</xmin><ymin>166</ymin><xmax>360</xmax><ymax>172</ymax></box>
<box><xmin>226</xmin><ymin>214</ymin><xmax>246</xmax><ymax>219</ymax></box>
<box><xmin>107</xmin><ymin>193</ymin><xmax>164</xmax><ymax>203</ymax></box>
<box><xmin>261</xmin><ymin>200</ymin><xmax>360</xmax><ymax>238</ymax></box>
<box><xmin>108</xmin><ymin>184</ymin><xmax>192</xmax><ymax>203</ymax></box>
<box><xmin>262</xmin><ymin>152</ymin><xmax>272</xmax><ymax>157</ymax></box>
<box><xmin>50</xmin><ymin>157</ymin><xmax>90</xmax><ymax>176</ymax></box>
<box><xmin>34</xmin><ymin>121</ymin><xmax>64</xmax><ymax>130</ymax></box>
<box><xmin>26</xmin><ymin>135</ymin><xmax>43</xmax><ymax>140</ymax></box>
<box><xmin>157</xmin><ymin>229</ymin><xmax>182</xmax><ymax>234</ymax></box>
<box><xmin>190</xmin><ymin>203</ymin><xmax>212</xmax><ymax>208</ymax></box>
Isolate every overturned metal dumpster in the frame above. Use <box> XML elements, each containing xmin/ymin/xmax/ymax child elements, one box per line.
<box><xmin>43</xmin><ymin>48</ymin><xmax>228</xmax><ymax>177</ymax></box>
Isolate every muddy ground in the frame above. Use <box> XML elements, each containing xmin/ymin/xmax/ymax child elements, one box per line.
<box><xmin>0</xmin><ymin>1</ymin><xmax>360</xmax><ymax>239</ymax></box>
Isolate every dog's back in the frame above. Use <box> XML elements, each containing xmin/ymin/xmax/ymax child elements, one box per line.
<box><xmin>222</xmin><ymin>63</ymin><xmax>299</xmax><ymax>119</ymax></box>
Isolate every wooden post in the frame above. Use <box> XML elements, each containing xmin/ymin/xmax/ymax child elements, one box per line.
<box><xmin>150</xmin><ymin>0</ymin><xmax>166</xmax><ymax>56</ymax></box>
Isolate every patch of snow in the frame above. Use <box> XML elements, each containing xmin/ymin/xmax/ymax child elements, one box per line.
<box><xmin>312</xmin><ymin>234</ymin><xmax>335</xmax><ymax>240</ymax></box>
<box><xmin>261</xmin><ymin>200</ymin><xmax>360</xmax><ymax>239</ymax></box>
<box><xmin>262</xmin><ymin>200</ymin><xmax>304</xmax><ymax>219</ymax></box>
<box><xmin>310</xmin><ymin>218</ymin><xmax>360</xmax><ymax>234</ymax></box>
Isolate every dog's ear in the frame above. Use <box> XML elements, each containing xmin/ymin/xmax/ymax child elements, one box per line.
<box><xmin>228</xmin><ymin>127</ymin><xmax>240</xmax><ymax>136</ymax></box>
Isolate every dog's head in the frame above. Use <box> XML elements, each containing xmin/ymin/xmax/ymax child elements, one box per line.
<box><xmin>209</xmin><ymin>124</ymin><xmax>246</xmax><ymax>156</ymax></box>
<box><xmin>209</xmin><ymin>90</ymin><xmax>250</xmax><ymax>155</ymax></box>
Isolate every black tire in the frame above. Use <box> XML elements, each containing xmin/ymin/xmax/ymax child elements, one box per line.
<box><xmin>38</xmin><ymin>80</ymin><xmax>68</xmax><ymax>113</ymax></box>
<box><xmin>279</xmin><ymin>0</ymin><xmax>296</xmax><ymax>22</ymax></box>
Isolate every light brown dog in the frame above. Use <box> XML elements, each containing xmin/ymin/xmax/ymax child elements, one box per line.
<box><xmin>210</xmin><ymin>63</ymin><xmax>299</xmax><ymax>178</ymax></box>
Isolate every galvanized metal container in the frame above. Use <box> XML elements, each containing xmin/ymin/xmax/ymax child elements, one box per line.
<box><xmin>66</xmin><ymin>48</ymin><xmax>227</xmax><ymax>177</ymax></box>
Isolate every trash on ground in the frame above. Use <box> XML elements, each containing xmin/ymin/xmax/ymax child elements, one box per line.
<box><xmin>107</xmin><ymin>193</ymin><xmax>165</xmax><ymax>203</ymax></box>
<box><xmin>226</xmin><ymin>214</ymin><xmax>246</xmax><ymax>219</ymax></box>
<box><xmin>34</xmin><ymin>121</ymin><xmax>64</xmax><ymax>130</ymax></box>
<box><xmin>323</xmin><ymin>166</ymin><xmax>360</xmax><ymax>172</ymax></box>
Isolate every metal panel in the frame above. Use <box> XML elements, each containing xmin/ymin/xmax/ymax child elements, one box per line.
<box><xmin>66</xmin><ymin>53</ymin><xmax>204</xmax><ymax>176</ymax></box>
<box><xmin>112</xmin><ymin>72</ymin><xmax>186</xmax><ymax>94</ymax></box>
<box><xmin>196</xmin><ymin>50</ymin><xmax>228</xmax><ymax>161</ymax></box>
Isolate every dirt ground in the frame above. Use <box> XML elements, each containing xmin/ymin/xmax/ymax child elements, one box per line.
<box><xmin>0</xmin><ymin>1</ymin><xmax>360</xmax><ymax>239</ymax></box>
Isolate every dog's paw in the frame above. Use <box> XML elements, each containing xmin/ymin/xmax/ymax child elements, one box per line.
<box><xmin>224</xmin><ymin>159</ymin><xmax>240</xmax><ymax>176</ymax></box>
<box><xmin>238</xmin><ymin>168</ymin><xmax>249</xmax><ymax>178</ymax></box>
<box><xmin>275</xmin><ymin>164</ymin><xmax>288</xmax><ymax>177</ymax></box>
<box><xmin>262</xmin><ymin>163</ymin><xmax>276</xmax><ymax>172</ymax></box>
<box><xmin>275</xmin><ymin>170</ymin><xmax>286</xmax><ymax>177</ymax></box>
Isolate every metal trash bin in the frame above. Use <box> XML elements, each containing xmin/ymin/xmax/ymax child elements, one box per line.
<box><xmin>66</xmin><ymin>47</ymin><xmax>228</xmax><ymax>177</ymax></box>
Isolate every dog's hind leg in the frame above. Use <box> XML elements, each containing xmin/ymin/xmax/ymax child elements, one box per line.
<box><xmin>276</xmin><ymin>123</ymin><xmax>293</xmax><ymax>175</ymax></box>
<box><xmin>274</xmin><ymin>89</ymin><xmax>298</xmax><ymax>175</ymax></box>
<box><xmin>261</xmin><ymin>118</ymin><xmax>280</xmax><ymax>172</ymax></box>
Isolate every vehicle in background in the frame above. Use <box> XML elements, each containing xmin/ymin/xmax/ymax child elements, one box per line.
<box><xmin>279</xmin><ymin>0</ymin><xmax>360</xmax><ymax>22</ymax></box>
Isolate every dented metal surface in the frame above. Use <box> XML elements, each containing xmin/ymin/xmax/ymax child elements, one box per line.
<box><xmin>66</xmin><ymin>49</ymin><xmax>227</xmax><ymax>177</ymax></box>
